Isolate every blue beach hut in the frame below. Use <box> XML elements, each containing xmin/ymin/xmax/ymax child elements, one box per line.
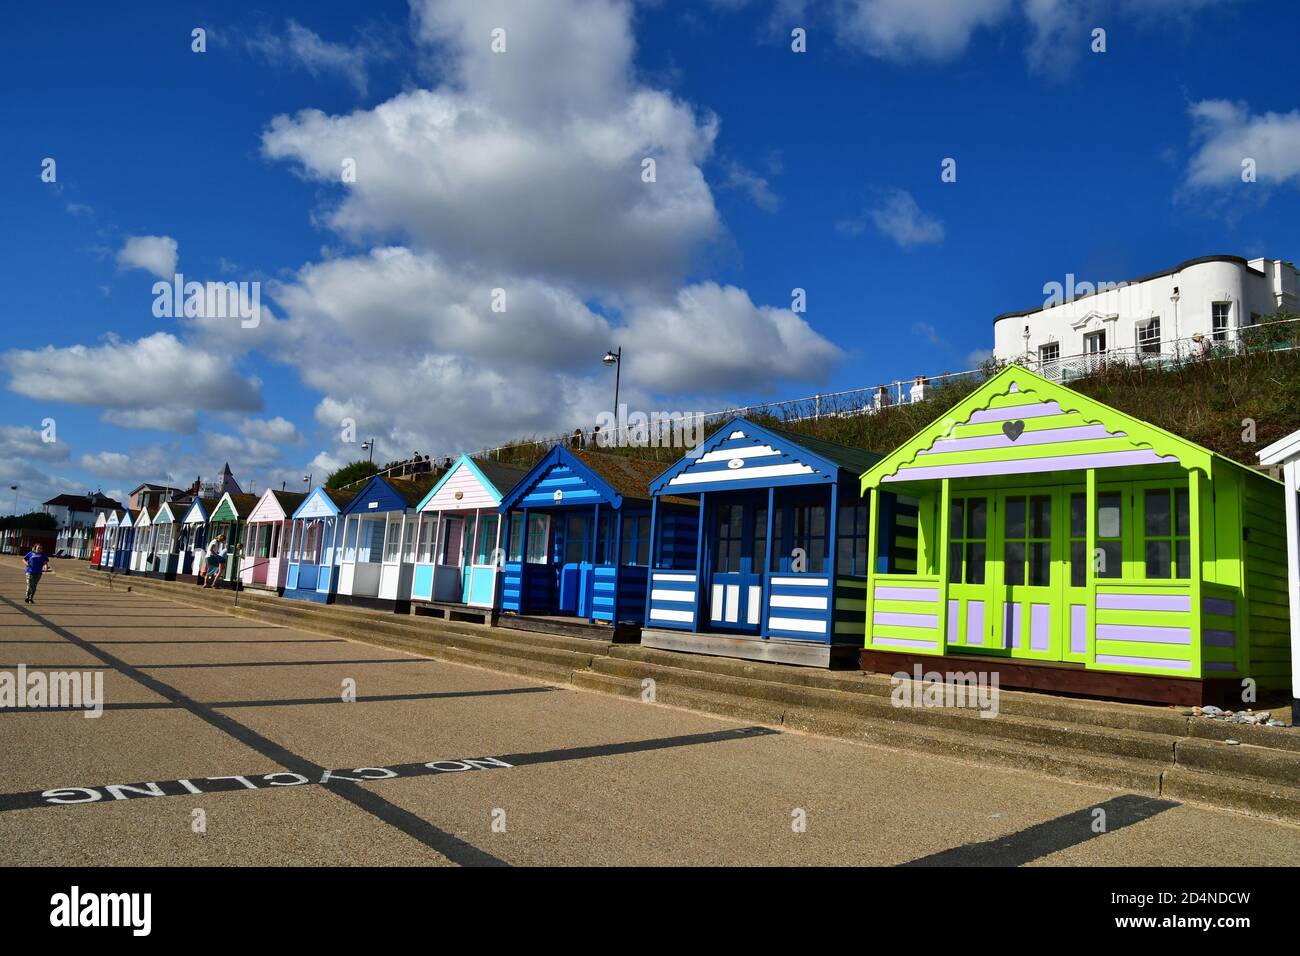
<box><xmin>497</xmin><ymin>447</ymin><xmax>680</xmax><ymax>633</ymax></box>
<box><xmin>283</xmin><ymin>486</ymin><xmax>356</xmax><ymax>603</ymax></box>
<box><xmin>643</xmin><ymin>417</ymin><xmax>910</xmax><ymax>666</ymax></box>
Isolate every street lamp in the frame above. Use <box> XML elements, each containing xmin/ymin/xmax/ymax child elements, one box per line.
<box><xmin>602</xmin><ymin>347</ymin><xmax>622</xmax><ymax>442</ymax></box>
<box><xmin>360</xmin><ymin>439</ymin><xmax>375</xmax><ymax>463</ymax></box>
<box><xmin>9</xmin><ymin>484</ymin><xmax>17</xmax><ymax>517</ymax></box>
<box><xmin>303</xmin><ymin>473</ymin><xmax>312</xmax><ymax>488</ymax></box>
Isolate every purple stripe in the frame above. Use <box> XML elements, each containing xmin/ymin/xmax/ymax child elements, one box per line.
<box><xmin>1095</xmin><ymin>654</ymin><xmax>1192</xmax><ymax>671</ymax></box>
<box><xmin>967</xmin><ymin>401</ymin><xmax>1062</xmax><ymax>424</ymax></box>
<box><xmin>872</xmin><ymin>636</ymin><xmax>938</xmax><ymax>650</ymax></box>
<box><xmin>1203</xmin><ymin>629</ymin><xmax>1235</xmax><ymax>647</ymax></box>
<box><xmin>1202</xmin><ymin>597</ymin><xmax>1235</xmax><ymax>616</ymax></box>
<box><xmin>1006</xmin><ymin>602</ymin><xmax>1022</xmax><ymax>649</ymax></box>
<box><xmin>1096</xmin><ymin>623</ymin><xmax>1191</xmax><ymax>644</ymax></box>
<box><xmin>1204</xmin><ymin>661</ymin><xmax>1236</xmax><ymax>672</ymax></box>
<box><xmin>874</xmin><ymin>612</ymin><xmax>938</xmax><ymax>629</ymax></box>
<box><xmin>883</xmin><ymin>449</ymin><xmax>1178</xmax><ymax>483</ymax></box>
<box><xmin>1031</xmin><ymin>603</ymin><xmax>1050</xmax><ymax>651</ymax></box>
<box><xmin>1070</xmin><ymin>604</ymin><xmax>1087</xmax><ymax>654</ymax></box>
<box><xmin>947</xmin><ymin>600</ymin><xmax>959</xmax><ymax>642</ymax></box>
<box><xmin>1097</xmin><ymin>593</ymin><xmax>1192</xmax><ymax>612</ymax></box>
<box><xmin>923</xmin><ymin>423</ymin><xmax>1116</xmax><ymax>455</ymax></box>
<box><xmin>875</xmin><ymin>586</ymin><xmax>938</xmax><ymax>602</ymax></box>
<box><xmin>966</xmin><ymin>600</ymin><xmax>984</xmax><ymax>646</ymax></box>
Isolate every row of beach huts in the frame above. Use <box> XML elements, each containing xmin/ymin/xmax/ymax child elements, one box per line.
<box><xmin>74</xmin><ymin>367</ymin><xmax>1299</xmax><ymax>711</ymax></box>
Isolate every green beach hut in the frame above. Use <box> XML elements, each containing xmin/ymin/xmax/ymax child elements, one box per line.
<box><xmin>857</xmin><ymin>365</ymin><xmax>1289</xmax><ymax>704</ymax></box>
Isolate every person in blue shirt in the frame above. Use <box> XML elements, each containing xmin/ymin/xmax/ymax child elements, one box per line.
<box><xmin>23</xmin><ymin>543</ymin><xmax>51</xmax><ymax>604</ymax></box>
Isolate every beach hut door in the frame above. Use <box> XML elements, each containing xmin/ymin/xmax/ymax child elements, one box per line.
<box><xmin>556</xmin><ymin>513</ymin><xmax>594</xmax><ymax>617</ymax></box>
<box><xmin>708</xmin><ymin>502</ymin><xmax>762</xmax><ymax>634</ymax></box>
<box><xmin>995</xmin><ymin>490</ymin><xmax>1063</xmax><ymax>660</ymax></box>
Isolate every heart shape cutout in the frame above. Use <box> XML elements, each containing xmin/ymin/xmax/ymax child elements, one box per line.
<box><xmin>1003</xmin><ymin>420</ymin><xmax>1026</xmax><ymax>441</ymax></box>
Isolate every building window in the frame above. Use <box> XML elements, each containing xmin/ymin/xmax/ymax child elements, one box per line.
<box><xmin>771</xmin><ymin>503</ymin><xmax>826</xmax><ymax>573</ymax></box>
<box><xmin>1038</xmin><ymin>342</ymin><xmax>1060</xmax><ymax>370</ymax></box>
<box><xmin>416</xmin><ymin>517</ymin><xmax>436</xmax><ymax>563</ymax></box>
<box><xmin>1084</xmin><ymin>330</ymin><xmax>1106</xmax><ymax>354</ymax></box>
<box><xmin>947</xmin><ymin>496</ymin><xmax>986</xmax><ymax>585</ymax></box>
<box><xmin>1212</xmin><ymin>302</ymin><xmax>1231</xmax><ymax>341</ymax></box>
<box><xmin>1143</xmin><ymin>487</ymin><xmax>1191</xmax><ymax>579</ymax></box>
<box><xmin>1136</xmin><ymin>317</ymin><xmax>1161</xmax><ymax>354</ymax></box>
<box><xmin>836</xmin><ymin>503</ymin><xmax>870</xmax><ymax>577</ymax></box>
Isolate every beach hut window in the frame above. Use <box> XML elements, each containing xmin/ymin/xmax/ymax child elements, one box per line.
<box><xmin>772</xmin><ymin>504</ymin><xmax>826</xmax><ymax>572</ymax></box>
<box><xmin>475</xmin><ymin>515</ymin><xmax>499</xmax><ymax>565</ymax></box>
<box><xmin>1095</xmin><ymin>491</ymin><xmax>1124</xmax><ymax>578</ymax></box>
<box><xmin>417</xmin><ymin>517</ymin><xmax>437</xmax><ymax>564</ymax></box>
<box><xmin>302</xmin><ymin>521</ymin><xmax>322</xmax><ymax>564</ymax></box>
<box><xmin>948</xmin><ymin>496</ymin><xmax>987</xmax><ymax>585</ymax></box>
<box><xmin>359</xmin><ymin>519</ymin><xmax>385</xmax><ymax>563</ymax></box>
<box><xmin>270</xmin><ymin>524</ymin><xmax>281</xmax><ymax>559</ymax></box>
<box><xmin>383</xmin><ymin>515</ymin><xmax>403</xmax><ymax>563</ymax></box>
<box><xmin>1142</xmin><ymin>487</ymin><xmax>1191</xmax><ymax>579</ymax></box>
<box><xmin>564</xmin><ymin>515</ymin><xmax>589</xmax><ymax>564</ymax></box>
<box><xmin>594</xmin><ymin>513</ymin><xmax>615</xmax><ymax>565</ymax></box>
<box><xmin>1069</xmin><ymin>492</ymin><xmax>1088</xmax><ymax>586</ymax></box>
<box><xmin>525</xmin><ymin>515</ymin><xmax>549</xmax><ymax>564</ymax></box>
<box><xmin>836</xmin><ymin>503</ymin><xmax>870</xmax><ymax>577</ymax></box>
<box><xmin>715</xmin><ymin>505</ymin><xmax>744</xmax><ymax>573</ymax></box>
<box><xmin>621</xmin><ymin>513</ymin><xmax>652</xmax><ymax>566</ymax></box>
<box><xmin>507</xmin><ymin>514</ymin><xmax>524</xmax><ymax>562</ymax></box>
<box><xmin>1003</xmin><ymin>494</ymin><xmax>1052</xmax><ymax>587</ymax></box>
<box><xmin>342</xmin><ymin>518</ymin><xmax>357</xmax><ymax>562</ymax></box>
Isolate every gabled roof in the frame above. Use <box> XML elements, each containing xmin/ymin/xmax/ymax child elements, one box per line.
<box><xmin>212</xmin><ymin>492</ymin><xmax>261</xmax><ymax>522</ymax></box>
<box><xmin>650</xmin><ymin>416</ymin><xmax>882</xmax><ymax>495</ymax></box>
<box><xmin>340</xmin><ymin>473</ymin><xmax>441</xmax><ymax>516</ymax></box>
<box><xmin>859</xmin><ymin>365</ymin><xmax>1256</xmax><ymax>489</ymax></box>
<box><xmin>181</xmin><ymin>497</ymin><xmax>219</xmax><ymax>523</ymax></box>
<box><xmin>292</xmin><ymin>485</ymin><xmax>357</xmax><ymax>520</ymax></box>
<box><xmin>153</xmin><ymin>502</ymin><xmax>177</xmax><ymax>523</ymax></box>
<box><xmin>1259</xmin><ymin>428</ymin><xmax>1300</xmax><ymax>467</ymax></box>
<box><xmin>415</xmin><ymin>455</ymin><xmax>529</xmax><ymax>511</ymax></box>
<box><xmin>499</xmin><ymin>446</ymin><xmax>666</xmax><ymax>511</ymax></box>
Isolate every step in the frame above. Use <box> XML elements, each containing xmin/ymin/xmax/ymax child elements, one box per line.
<box><xmin>1174</xmin><ymin>736</ymin><xmax>1300</xmax><ymax>788</ymax></box>
<box><xmin>591</xmin><ymin>655</ymin><xmax>1182</xmax><ymax>764</ymax></box>
<box><xmin>1161</xmin><ymin>766</ymin><xmax>1300</xmax><ymax>822</ymax></box>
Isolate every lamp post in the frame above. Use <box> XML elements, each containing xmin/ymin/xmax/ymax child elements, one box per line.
<box><xmin>360</xmin><ymin>439</ymin><xmax>375</xmax><ymax>464</ymax></box>
<box><xmin>1170</xmin><ymin>287</ymin><xmax>1181</xmax><ymax>359</ymax></box>
<box><xmin>602</xmin><ymin>347</ymin><xmax>622</xmax><ymax>444</ymax></box>
<box><xmin>303</xmin><ymin>473</ymin><xmax>312</xmax><ymax>488</ymax></box>
<box><xmin>9</xmin><ymin>484</ymin><xmax>17</xmax><ymax>518</ymax></box>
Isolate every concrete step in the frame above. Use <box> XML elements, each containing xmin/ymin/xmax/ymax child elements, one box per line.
<box><xmin>591</xmin><ymin>655</ymin><xmax>1182</xmax><ymax>764</ymax></box>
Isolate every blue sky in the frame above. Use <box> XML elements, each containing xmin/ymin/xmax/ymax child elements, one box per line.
<box><xmin>2</xmin><ymin>0</ymin><xmax>1298</xmax><ymax>510</ymax></box>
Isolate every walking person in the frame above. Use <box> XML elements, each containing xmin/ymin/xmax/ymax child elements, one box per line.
<box><xmin>23</xmin><ymin>542</ymin><xmax>51</xmax><ymax>604</ymax></box>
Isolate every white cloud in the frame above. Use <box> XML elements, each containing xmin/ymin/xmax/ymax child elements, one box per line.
<box><xmin>246</xmin><ymin>20</ymin><xmax>390</xmax><ymax>96</ymax></box>
<box><xmin>868</xmin><ymin>189</ymin><xmax>944</xmax><ymax>247</ymax></box>
<box><xmin>837</xmin><ymin>0</ymin><xmax>1013</xmax><ymax>61</ymax></box>
<box><xmin>100</xmin><ymin>407</ymin><xmax>199</xmax><ymax>434</ymax></box>
<box><xmin>261</xmin><ymin>0</ymin><xmax>722</xmax><ymax>294</ymax></box>
<box><xmin>238</xmin><ymin>416</ymin><xmax>303</xmax><ymax>446</ymax></box>
<box><xmin>0</xmin><ymin>425</ymin><xmax>70</xmax><ymax>464</ymax></box>
<box><xmin>717</xmin><ymin>159</ymin><xmax>781</xmax><ymax>212</ymax></box>
<box><xmin>250</xmin><ymin>0</ymin><xmax>846</xmax><ymax>463</ymax></box>
<box><xmin>1186</xmin><ymin>99</ymin><xmax>1300</xmax><ymax>188</ymax></box>
<box><xmin>116</xmin><ymin>235</ymin><xmax>178</xmax><ymax>279</ymax></box>
<box><xmin>2</xmin><ymin>332</ymin><xmax>262</xmax><ymax>413</ymax></box>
